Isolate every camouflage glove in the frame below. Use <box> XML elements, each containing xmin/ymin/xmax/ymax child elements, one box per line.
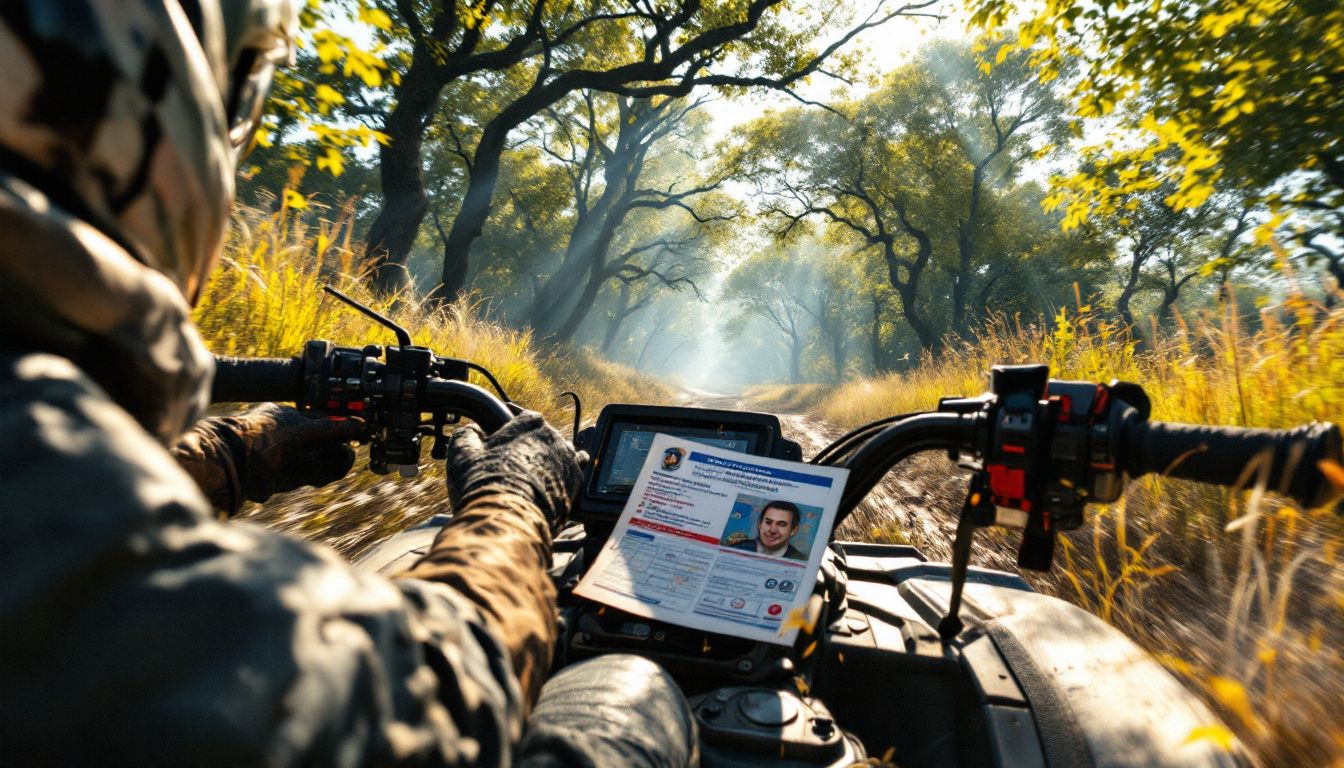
<box><xmin>445</xmin><ymin>412</ymin><xmax>584</xmax><ymax>533</ymax></box>
<box><xmin>172</xmin><ymin>404</ymin><xmax>364</xmax><ymax>515</ymax></box>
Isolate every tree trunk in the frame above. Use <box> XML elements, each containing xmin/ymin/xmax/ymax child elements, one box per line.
<box><xmin>952</xmin><ymin>162</ymin><xmax>990</xmax><ymax>337</ymax></box>
<box><xmin>882</xmin><ymin>229</ymin><xmax>936</xmax><ymax>351</ymax></box>
<box><xmin>788</xmin><ymin>333</ymin><xmax>803</xmax><ymax>384</ymax></box>
<box><xmin>363</xmin><ymin>54</ymin><xmax>443</xmax><ymax>295</ymax></box>
<box><xmin>869</xmin><ymin>294</ymin><xmax>887</xmax><ymax>373</ymax></box>
<box><xmin>952</xmin><ymin>225</ymin><xmax>973</xmax><ymax>338</ymax></box>
<box><xmin>1116</xmin><ymin>243</ymin><xmax>1146</xmax><ymax>332</ymax></box>
<box><xmin>634</xmin><ymin>328</ymin><xmax>659</xmax><ymax>369</ymax></box>
<box><xmin>433</xmin><ymin>85</ymin><xmax>580</xmax><ymax>302</ymax></box>
<box><xmin>830</xmin><ymin>325</ymin><xmax>845</xmax><ymax>382</ymax></box>
<box><xmin>531</xmin><ymin>210</ymin><xmax>602</xmax><ymax>328</ymax></box>
<box><xmin>1156</xmin><ymin>288</ymin><xmax>1179</xmax><ymax>327</ymax></box>
<box><xmin>600</xmin><ymin>284</ymin><xmax>632</xmax><ymax>354</ymax></box>
<box><xmin>433</xmin><ymin>119</ymin><xmax>509</xmax><ymax>301</ymax></box>
<box><xmin>550</xmin><ymin>260</ymin><xmax>611</xmax><ymax>342</ymax></box>
<box><xmin>1326</xmin><ymin>256</ymin><xmax>1344</xmax><ymax>308</ymax></box>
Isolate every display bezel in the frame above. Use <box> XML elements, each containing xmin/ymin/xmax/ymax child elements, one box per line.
<box><xmin>577</xmin><ymin>405</ymin><xmax>787</xmax><ymax>522</ymax></box>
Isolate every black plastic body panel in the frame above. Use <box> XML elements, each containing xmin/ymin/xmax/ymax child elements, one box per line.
<box><xmin>356</xmin><ymin>497</ymin><xmax>1240</xmax><ymax>766</ymax></box>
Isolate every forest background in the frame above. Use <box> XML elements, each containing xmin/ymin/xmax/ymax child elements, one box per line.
<box><xmin>206</xmin><ymin>0</ymin><xmax>1344</xmax><ymax>764</ymax></box>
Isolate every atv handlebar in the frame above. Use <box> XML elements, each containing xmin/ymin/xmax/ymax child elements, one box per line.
<box><xmin>212</xmin><ymin>353</ymin><xmax>514</xmax><ymax>434</ymax></box>
<box><xmin>1125</xmin><ymin>420</ymin><xmax>1341</xmax><ymax>509</ymax></box>
<box><xmin>829</xmin><ymin>365</ymin><xmax>1341</xmax><ymax>573</ymax></box>
<box><xmin>210</xmin><ymin>340</ymin><xmax>515</xmax><ymax>475</ymax></box>
<box><xmin>213</xmin><ymin>355</ymin><xmax>303</xmax><ymax>404</ymax></box>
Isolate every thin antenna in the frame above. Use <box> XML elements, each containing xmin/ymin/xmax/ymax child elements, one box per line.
<box><xmin>558</xmin><ymin>391</ymin><xmax>582</xmax><ymax>443</ymax></box>
<box><xmin>323</xmin><ymin>285</ymin><xmax>413</xmax><ymax>347</ymax></box>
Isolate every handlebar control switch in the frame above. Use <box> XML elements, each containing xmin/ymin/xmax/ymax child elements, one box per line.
<box><xmin>940</xmin><ymin>367</ymin><xmax>1161</xmax><ymax>573</ymax></box>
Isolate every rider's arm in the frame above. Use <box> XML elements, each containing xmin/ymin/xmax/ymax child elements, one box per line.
<box><xmin>0</xmin><ymin>353</ymin><xmax>562</xmax><ymax>766</ymax></box>
<box><xmin>170</xmin><ymin>404</ymin><xmax>364</xmax><ymax>516</ymax></box>
<box><xmin>398</xmin><ymin>414</ymin><xmax>582</xmax><ymax>708</ymax></box>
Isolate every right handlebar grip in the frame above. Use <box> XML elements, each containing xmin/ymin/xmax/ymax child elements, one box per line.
<box><xmin>1126</xmin><ymin>420</ymin><xmax>1342</xmax><ymax>508</ymax></box>
<box><xmin>211</xmin><ymin>355</ymin><xmax>303</xmax><ymax>404</ymax></box>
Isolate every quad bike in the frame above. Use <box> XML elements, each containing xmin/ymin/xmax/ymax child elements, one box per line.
<box><xmin>211</xmin><ymin>289</ymin><xmax>1341</xmax><ymax>768</ymax></box>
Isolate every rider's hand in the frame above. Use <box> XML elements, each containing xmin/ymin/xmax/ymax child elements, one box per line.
<box><xmin>445</xmin><ymin>412</ymin><xmax>583</xmax><ymax>533</ymax></box>
<box><xmin>172</xmin><ymin>404</ymin><xmax>364</xmax><ymax>515</ymax></box>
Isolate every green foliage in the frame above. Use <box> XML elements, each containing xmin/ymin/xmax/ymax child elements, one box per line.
<box><xmin>969</xmin><ymin>0</ymin><xmax>1344</xmax><ymax>223</ymax></box>
<box><xmin>255</xmin><ymin>1</ymin><xmax>395</xmax><ymax>180</ymax></box>
<box><xmin>728</xmin><ymin>35</ymin><xmax>1101</xmax><ymax>356</ymax></box>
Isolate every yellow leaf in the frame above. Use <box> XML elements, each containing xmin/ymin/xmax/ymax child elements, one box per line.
<box><xmin>314</xmin><ymin>84</ymin><xmax>345</xmax><ymax>107</ymax></box>
<box><xmin>283</xmin><ymin>188</ymin><xmax>308</xmax><ymax>210</ymax></box>
<box><xmin>1256</xmin><ymin>643</ymin><xmax>1277</xmax><ymax>666</ymax></box>
<box><xmin>1318</xmin><ymin>459</ymin><xmax>1344</xmax><ymax>493</ymax></box>
<box><xmin>316</xmin><ymin>146</ymin><xmax>345</xmax><ymax>177</ymax></box>
<box><xmin>316</xmin><ymin>37</ymin><xmax>341</xmax><ymax>64</ymax></box>
<box><xmin>1154</xmin><ymin>653</ymin><xmax>1194</xmax><ymax>677</ymax></box>
<box><xmin>1184</xmin><ymin>725</ymin><xmax>1235</xmax><ymax>751</ymax></box>
<box><xmin>778</xmin><ymin>595</ymin><xmax>824</xmax><ymax>636</ymax></box>
<box><xmin>1209</xmin><ymin>676</ymin><xmax>1260</xmax><ymax>732</ymax></box>
<box><xmin>359</xmin><ymin>6</ymin><xmax>393</xmax><ymax>30</ymax></box>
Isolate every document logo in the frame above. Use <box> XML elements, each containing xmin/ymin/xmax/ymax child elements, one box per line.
<box><xmin>661</xmin><ymin>447</ymin><xmax>686</xmax><ymax>471</ymax></box>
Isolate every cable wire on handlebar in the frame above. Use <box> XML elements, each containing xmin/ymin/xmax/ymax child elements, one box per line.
<box><xmin>465</xmin><ymin>361</ymin><xmax>511</xmax><ymax>402</ymax></box>
<box><xmin>812</xmin><ymin>412</ymin><xmax>929</xmax><ymax>466</ymax></box>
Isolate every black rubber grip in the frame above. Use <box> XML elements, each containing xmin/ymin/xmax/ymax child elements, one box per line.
<box><xmin>1126</xmin><ymin>421</ymin><xmax>1342</xmax><ymax>508</ymax></box>
<box><xmin>211</xmin><ymin>355</ymin><xmax>303</xmax><ymax>404</ymax></box>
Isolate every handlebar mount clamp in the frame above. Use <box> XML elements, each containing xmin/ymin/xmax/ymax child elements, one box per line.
<box><xmin>939</xmin><ymin>364</ymin><xmax>1144</xmax><ymax>572</ymax></box>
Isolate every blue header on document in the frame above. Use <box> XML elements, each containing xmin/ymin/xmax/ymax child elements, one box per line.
<box><xmin>688</xmin><ymin>451</ymin><xmax>834</xmax><ymax>488</ymax></box>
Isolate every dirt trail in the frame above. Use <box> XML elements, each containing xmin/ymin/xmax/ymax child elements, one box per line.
<box><xmin>250</xmin><ymin>389</ymin><xmax>1022</xmax><ymax>571</ymax></box>
<box><xmin>682</xmin><ymin>390</ymin><xmax>1022</xmax><ymax>571</ymax></box>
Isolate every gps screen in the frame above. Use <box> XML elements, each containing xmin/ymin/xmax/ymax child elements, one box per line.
<box><xmin>595</xmin><ymin>422</ymin><xmax>760</xmax><ymax>497</ymax></box>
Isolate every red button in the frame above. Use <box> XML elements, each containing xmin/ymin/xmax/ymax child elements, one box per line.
<box><xmin>988</xmin><ymin>464</ymin><xmax>1025</xmax><ymax>499</ymax></box>
<box><xmin>767</xmin><ymin>604</ymin><xmax>782</xmax><ymax>616</ymax></box>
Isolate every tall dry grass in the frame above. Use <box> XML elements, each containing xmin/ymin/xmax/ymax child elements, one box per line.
<box><xmin>799</xmin><ymin>296</ymin><xmax>1344</xmax><ymax>766</ymax></box>
<box><xmin>193</xmin><ymin>202</ymin><xmax>674</xmax><ymax>555</ymax></box>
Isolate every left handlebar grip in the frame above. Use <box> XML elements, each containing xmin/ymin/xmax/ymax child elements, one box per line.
<box><xmin>211</xmin><ymin>355</ymin><xmax>303</xmax><ymax>404</ymax></box>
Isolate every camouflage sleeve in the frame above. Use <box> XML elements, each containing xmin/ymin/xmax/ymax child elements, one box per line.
<box><xmin>398</xmin><ymin>486</ymin><xmax>559</xmax><ymax>709</ymax></box>
<box><xmin>0</xmin><ymin>352</ymin><xmax>535</xmax><ymax>767</ymax></box>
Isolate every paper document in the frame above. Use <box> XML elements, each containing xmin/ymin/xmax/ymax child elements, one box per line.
<box><xmin>574</xmin><ymin>434</ymin><xmax>849</xmax><ymax>645</ymax></box>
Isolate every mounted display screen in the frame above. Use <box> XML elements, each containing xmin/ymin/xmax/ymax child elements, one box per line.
<box><xmin>594</xmin><ymin>421</ymin><xmax>762</xmax><ymax>497</ymax></box>
<box><xmin>575</xmin><ymin>405</ymin><xmax>800</xmax><ymax>522</ymax></box>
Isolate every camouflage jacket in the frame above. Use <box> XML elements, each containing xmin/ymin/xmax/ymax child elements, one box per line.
<box><xmin>0</xmin><ymin>176</ymin><xmax>557</xmax><ymax>766</ymax></box>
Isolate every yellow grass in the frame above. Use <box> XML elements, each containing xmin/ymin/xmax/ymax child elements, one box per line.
<box><xmin>741</xmin><ymin>383</ymin><xmax>832</xmax><ymax>413</ymax></box>
<box><xmin>192</xmin><ymin>202</ymin><xmax>674</xmax><ymax>555</ymax></box>
<box><xmin>774</xmin><ymin>296</ymin><xmax>1344</xmax><ymax>766</ymax></box>
<box><xmin>195</xmin><ymin>202</ymin><xmax>673</xmax><ymax>421</ymax></box>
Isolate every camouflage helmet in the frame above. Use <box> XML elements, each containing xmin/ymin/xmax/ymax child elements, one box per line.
<box><xmin>0</xmin><ymin>0</ymin><xmax>297</xmax><ymax>303</ymax></box>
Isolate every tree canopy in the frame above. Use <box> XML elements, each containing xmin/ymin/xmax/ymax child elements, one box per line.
<box><xmin>967</xmin><ymin>0</ymin><xmax>1344</xmax><ymax>229</ymax></box>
